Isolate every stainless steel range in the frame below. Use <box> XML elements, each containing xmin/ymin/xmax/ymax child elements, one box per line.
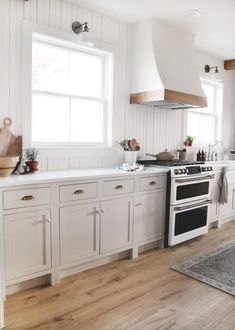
<box><xmin>138</xmin><ymin>160</ymin><xmax>214</xmax><ymax>246</ymax></box>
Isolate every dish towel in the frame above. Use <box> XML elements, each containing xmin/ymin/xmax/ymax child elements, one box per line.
<box><xmin>218</xmin><ymin>166</ymin><xmax>228</xmax><ymax>204</ymax></box>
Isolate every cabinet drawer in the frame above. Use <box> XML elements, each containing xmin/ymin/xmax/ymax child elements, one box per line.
<box><xmin>60</xmin><ymin>182</ymin><xmax>98</xmax><ymax>202</ymax></box>
<box><xmin>103</xmin><ymin>179</ymin><xmax>134</xmax><ymax>196</ymax></box>
<box><xmin>140</xmin><ymin>176</ymin><xmax>165</xmax><ymax>192</ymax></box>
<box><xmin>3</xmin><ymin>187</ymin><xmax>51</xmax><ymax>210</ymax></box>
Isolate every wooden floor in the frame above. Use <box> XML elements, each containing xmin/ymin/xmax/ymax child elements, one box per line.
<box><xmin>5</xmin><ymin>221</ymin><xmax>235</xmax><ymax>330</ymax></box>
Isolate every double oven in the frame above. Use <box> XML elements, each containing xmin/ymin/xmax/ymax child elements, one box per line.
<box><xmin>167</xmin><ymin>165</ymin><xmax>214</xmax><ymax>246</ymax></box>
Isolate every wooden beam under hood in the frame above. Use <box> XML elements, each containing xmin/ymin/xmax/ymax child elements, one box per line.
<box><xmin>130</xmin><ymin>89</ymin><xmax>207</xmax><ymax>109</ymax></box>
<box><xmin>224</xmin><ymin>59</ymin><xmax>235</xmax><ymax>70</ymax></box>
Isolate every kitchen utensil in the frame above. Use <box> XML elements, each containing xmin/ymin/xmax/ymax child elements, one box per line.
<box><xmin>129</xmin><ymin>138</ymin><xmax>137</xmax><ymax>151</ymax></box>
<box><xmin>146</xmin><ymin>149</ymin><xmax>175</xmax><ymax>161</ymax></box>
<box><xmin>134</xmin><ymin>144</ymin><xmax>140</xmax><ymax>151</ymax></box>
<box><xmin>125</xmin><ymin>139</ymin><xmax>130</xmax><ymax>151</ymax></box>
<box><xmin>0</xmin><ymin>156</ymin><xmax>19</xmax><ymax>177</ymax></box>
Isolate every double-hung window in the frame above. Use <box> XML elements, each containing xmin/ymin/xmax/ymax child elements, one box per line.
<box><xmin>186</xmin><ymin>79</ymin><xmax>223</xmax><ymax>144</ymax></box>
<box><xmin>31</xmin><ymin>34</ymin><xmax>113</xmax><ymax>146</ymax></box>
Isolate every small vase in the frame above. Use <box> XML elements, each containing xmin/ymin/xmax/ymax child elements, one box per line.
<box><xmin>25</xmin><ymin>160</ymin><xmax>39</xmax><ymax>172</ymax></box>
<box><xmin>187</xmin><ymin>141</ymin><xmax>193</xmax><ymax>147</ymax></box>
<box><xmin>124</xmin><ymin>151</ymin><xmax>137</xmax><ymax>164</ymax></box>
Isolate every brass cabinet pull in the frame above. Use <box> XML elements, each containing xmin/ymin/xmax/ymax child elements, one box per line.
<box><xmin>74</xmin><ymin>190</ymin><xmax>84</xmax><ymax>195</ymax></box>
<box><xmin>149</xmin><ymin>181</ymin><xmax>157</xmax><ymax>186</ymax></box>
<box><xmin>22</xmin><ymin>195</ymin><xmax>35</xmax><ymax>201</ymax></box>
<box><xmin>115</xmin><ymin>185</ymin><xmax>123</xmax><ymax>190</ymax></box>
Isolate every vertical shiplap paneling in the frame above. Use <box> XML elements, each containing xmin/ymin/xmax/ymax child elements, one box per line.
<box><xmin>0</xmin><ymin>0</ymin><xmax>10</xmax><ymax>122</ymax></box>
<box><xmin>49</xmin><ymin>0</ymin><xmax>62</xmax><ymax>29</ymax></box>
<box><xmin>23</xmin><ymin>0</ymin><xmax>37</xmax><ymax>22</ymax></box>
<box><xmin>9</xmin><ymin>0</ymin><xmax>24</xmax><ymax>134</ymax></box>
<box><xmin>1</xmin><ymin>0</ymin><xmax>222</xmax><ymax>170</ymax></box>
<box><xmin>37</xmin><ymin>0</ymin><xmax>50</xmax><ymax>26</ymax></box>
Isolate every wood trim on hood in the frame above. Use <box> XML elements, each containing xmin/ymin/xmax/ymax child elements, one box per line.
<box><xmin>130</xmin><ymin>89</ymin><xmax>208</xmax><ymax>109</ymax></box>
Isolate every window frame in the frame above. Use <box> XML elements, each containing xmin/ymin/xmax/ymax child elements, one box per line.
<box><xmin>184</xmin><ymin>78</ymin><xmax>223</xmax><ymax>146</ymax></box>
<box><xmin>22</xmin><ymin>25</ymin><xmax>113</xmax><ymax>149</ymax></box>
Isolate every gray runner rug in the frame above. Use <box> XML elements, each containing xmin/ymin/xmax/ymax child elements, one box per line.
<box><xmin>171</xmin><ymin>241</ymin><xmax>235</xmax><ymax>296</ymax></box>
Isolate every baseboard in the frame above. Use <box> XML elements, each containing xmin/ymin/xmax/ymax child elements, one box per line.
<box><xmin>60</xmin><ymin>250</ymin><xmax>130</xmax><ymax>278</ymax></box>
<box><xmin>6</xmin><ymin>275</ymin><xmax>50</xmax><ymax>296</ymax></box>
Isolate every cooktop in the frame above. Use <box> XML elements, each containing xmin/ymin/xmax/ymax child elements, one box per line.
<box><xmin>137</xmin><ymin>160</ymin><xmax>205</xmax><ymax>167</ymax></box>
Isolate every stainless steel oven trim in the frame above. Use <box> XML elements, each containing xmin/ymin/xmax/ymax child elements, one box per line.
<box><xmin>170</xmin><ymin>176</ymin><xmax>212</xmax><ymax>205</ymax></box>
<box><xmin>174</xmin><ymin>199</ymin><xmax>212</xmax><ymax>211</ymax></box>
<box><xmin>175</xmin><ymin>174</ymin><xmax>215</xmax><ymax>183</ymax></box>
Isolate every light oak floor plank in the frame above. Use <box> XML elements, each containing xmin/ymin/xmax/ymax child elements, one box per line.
<box><xmin>4</xmin><ymin>221</ymin><xmax>235</xmax><ymax>330</ymax></box>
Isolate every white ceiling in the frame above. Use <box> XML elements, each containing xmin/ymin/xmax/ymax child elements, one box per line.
<box><xmin>71</xmin><ymin>0</ymin><xmax>235</xmax><ymax>60</ymax></box>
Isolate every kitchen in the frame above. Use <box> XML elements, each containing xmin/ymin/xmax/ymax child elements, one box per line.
<box><xmin>1</xmin><ymin>0</ymin><xmax>235</xmax><ymax>329</ymax></box>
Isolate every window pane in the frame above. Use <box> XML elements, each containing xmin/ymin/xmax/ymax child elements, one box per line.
<box><xmin>199</xmin><ymin>115</ymin><xmax>215</xmax><ymax>143</ymax></box>
<box><xmin>187</xmin><ymin>112</ymin><xmax>200</xmax><ymax>140</ymax></box>
<box><xmin>202</xmin><ymin>83</ymin><xmax>214</xmax><ymax>114</ymax></box>
<box><xmin>32</xmin><ymin>93</ymin><xmax>70</xmax><ymax>142</ymax></box>
<box><xmin>71</xmin><ymin>99</ymin><xmax>104</xmax><ymax>143</ymax></box>
<box><xmin>32</xmin><ymin>42</ymin><xmax>68</xmax><ymax>93</ymax></box>
<box><xmin>69</xmin><ymin>52</ymin><xmax>102</xmax><ymax>98</ymax></box>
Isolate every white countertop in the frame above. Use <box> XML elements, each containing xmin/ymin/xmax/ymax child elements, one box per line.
<box><xmin>0</xmin><ymin>167</ymin><xmax>168</xmax><ymax>188</ymax></box>
<box><xmin>206</xmin><ymin>160</ymin><xmax>235</xmax><ymax>170</ymax></box>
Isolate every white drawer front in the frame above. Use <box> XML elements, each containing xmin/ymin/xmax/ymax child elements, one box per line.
<box><xmin>3</xmin><ymin>187</ymin><xmax>51</xmax><ymax>210</ymax></box>
<box><xmin>103</xmin><ymin>179</ymin><xmax>134</xmax><ymax>196</ymax></box>
<box><xmin>140</xmin><ymin>176</ymin><xmax>165</xmax><ymax>192</ymax></box>
<box><xmin>60</xmin><ymin>182</ymin><xmax>98</xmax><ymax>202</ymax></box>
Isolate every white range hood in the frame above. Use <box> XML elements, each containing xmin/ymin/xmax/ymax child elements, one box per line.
<box><xmin>130</xmin><ymin>19</ymin><xmax>207</xmax><ymax>109</ymax></box>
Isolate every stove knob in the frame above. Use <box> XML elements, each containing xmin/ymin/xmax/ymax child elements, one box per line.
<box><xmin>178</xmin><ymin>169</ymin><xmax>182</xmax><ymax>174</ymax></box>
<box><xmin>174</xmin><ymin>169</ymin><xmax>179</xmax><ymax>175</ymax></box>
<box><xmin>182</xmin><ymin>168</ymin><xmax>187</xmax><ymax>174</ymax></box>
<box><xmin>209</xmin><ymin>167</ymin><xmax>213</xmax><ymax>171</ymax></box>
<box><xmin>202</xmin><ymin>167</ymin><xmax>206</xmax><ymax>172</ymax></box>
<box><xmin>186</xmin><ymin>168</ymin><xmax>189</xmax><ymax>173</ymax></box>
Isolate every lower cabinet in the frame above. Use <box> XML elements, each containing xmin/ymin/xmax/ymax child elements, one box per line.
<box><xmin>100</xmin><ymin>197</ymin><xmax>133</xmax><ymax>254</ymax></box>
<box><xmin>60</xmin><ymin>203</ymin><xmax>100</xmax><ymax>268</ymax></box>
<box><xmin>4</xmin><ymin>209</ymin><xmax>51</xmax><ymax>282</ymax></box>
<box><xmin>134</xmin><ymin>191</ymin><xmax>165</xmax><ymax>245</ymax></box>
<box><xmin>219</xmin><ymin>183</ymin><xmax>235</xmax><ymax>219</ymax></box>
<box><xmin>208</xmin><ymin>181</ymin><xmax>220</xmax><ymax>223</ymax></box>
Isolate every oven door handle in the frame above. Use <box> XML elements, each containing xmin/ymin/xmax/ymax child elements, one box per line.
<box><xmin>174</xmin><ymin>199</ymin><xmax>212</xmax><ymax>211</ymax></box>
<box><xmin>175</xmin><ymin>174</ymin><xmax>215</xmax><ymax>183</ymax></box>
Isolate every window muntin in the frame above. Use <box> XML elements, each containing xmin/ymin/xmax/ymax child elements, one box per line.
<box><xmin>31</xmin><ymin>37</ymin><xmax>112</xmax><ymax>146</ymax></box>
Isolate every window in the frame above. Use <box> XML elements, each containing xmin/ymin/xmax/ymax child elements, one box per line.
<box><xmin>31</xmin><ymin>34</ymin><xmax>113</xmax><ymax>146</ymax></box>
<box><xmin>186</xmin><ymin>79</ymin><xmax>223</xmax><ymax>144</ymax></box>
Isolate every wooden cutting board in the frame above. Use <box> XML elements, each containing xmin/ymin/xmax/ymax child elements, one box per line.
<box><xmin>0</xmin><ymin>117</ymin><xmax>22</xmax><ymax>159</ymax></box>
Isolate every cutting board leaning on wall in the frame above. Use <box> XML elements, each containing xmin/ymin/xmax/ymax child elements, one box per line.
<box><xmin>0</xmin><ymin>117</ymin><xmax>22</xmax><ymax>166</ymax></box>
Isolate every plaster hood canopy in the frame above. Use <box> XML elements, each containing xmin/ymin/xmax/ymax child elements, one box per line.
<box><xmin>130</xmin><ymin>19</ymin><xmax>207</xmax><ymax>109</ymax></box>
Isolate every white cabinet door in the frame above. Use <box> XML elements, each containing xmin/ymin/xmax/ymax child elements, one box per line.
<box><xmin>60</xmin><ymin>203</ymin><xmax>100</xmax><ymax>268</ymax></box>
<box><xmin>208</xmin><ymin>181</ymin><xmax>220</xmax><ymax>223</ymax></box>
<box><xmin>4</xmin><ymin>210</ymin><xmax>51</xmax><ymax>281</ymax></box>
<box><xmin>134</xmin><ymin>191</ymin><xmax>165</xmax><ymax>244</ymax></box>
<box><xmin>219</xmin><ymin>183</ymin><xmax>235</xmax><ymax>219</ymax></box>
<box><xmin>100</xmin><ymin>198</ymin><xmax>133</xmax><ymax>254</ymax></box>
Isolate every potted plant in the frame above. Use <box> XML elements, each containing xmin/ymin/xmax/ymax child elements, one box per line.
<box><xmin>185</xmin><ymin>135</ymin><xmax>195</xmax><ymax>147</ymax></box>
<box><xmin>25</xmin><ymin>148</ymin><xmax>39</xmax><ymax>172</ymax></box>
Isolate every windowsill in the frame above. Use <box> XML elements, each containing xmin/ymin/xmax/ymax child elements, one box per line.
<box><xmin>29</xmin><ymin>143</ymin><xmax>113</xmax><ymax>149</ymax></box>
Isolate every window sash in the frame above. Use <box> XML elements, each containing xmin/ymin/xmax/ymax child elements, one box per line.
<box><xmin>31</xmin><ymin>35</ymin><xmax>112</xmax><ymax>147</ymax></box>
<box><xmin>186</xmin><ymin>79</ymin><xmax>222</xmax><ymax>144</ymax></box>
<box><xmin>32</xmin><ymin>91</ymin><xmax>107</xmax><ymax>145</ymax></box>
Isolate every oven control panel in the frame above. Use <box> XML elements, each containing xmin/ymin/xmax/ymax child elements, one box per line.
<box><xmin>171</xmin><ymin>165</ymin><xmax>213</xmax><ymax>177</ymax></box>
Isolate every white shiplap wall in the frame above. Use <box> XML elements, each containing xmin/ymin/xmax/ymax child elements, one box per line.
<box><xmin>0</xmin><ymin>0</ymin><xmax>234</xmax><ymax>170</ymax></box>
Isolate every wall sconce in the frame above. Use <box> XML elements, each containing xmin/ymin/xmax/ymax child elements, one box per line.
<box><xmin>204</xmin><ymin>64</ymin><xmax>219</xmax><ymax>74</ymax></box>
<box><xmin>72</xmin><ymin>21</ymin><xmax>94</xmax><ymax>47</ymax></box>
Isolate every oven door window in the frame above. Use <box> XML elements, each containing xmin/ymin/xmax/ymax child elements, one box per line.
<box><xmin>175</xmin><ymin>206</ymin><xmax>208</xmax><ymax>236</ymax></box>
<box><xmin>176</xmin><ymin>182</ymin><xmax>209</xmax><ymax>201</ymax></box>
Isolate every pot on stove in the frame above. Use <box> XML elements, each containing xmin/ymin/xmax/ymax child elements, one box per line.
<box><xmin>146</xmin><ymin>149</ymin><xmax>176</xmax><ymax>161</ymax></box>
